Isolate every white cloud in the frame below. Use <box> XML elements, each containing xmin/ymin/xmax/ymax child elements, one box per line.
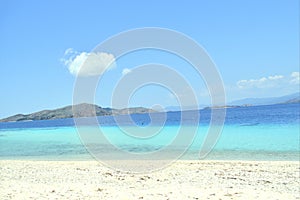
<box><xmin>290</xmin><ymin>72</ymin><xmax>300</xmax><ymax>84</ymax></box>
<box><xmin>237</xmin><ymin>72</ymin><xmax>300</xmax><ymax>89</ymax></box>
<box><xmin>64</xmin><ymin>48</ymin><xmax>75</xmax><ymax>55</ymax></box>
<box><xmin>268</xmin><ymin>75</ymin><xmax>284</xmax><ymax>80</ymax></box>
<box><xmin>237</xmin><ymin>74</ymin><xmax>284</xmax><ymax>89</ymax></box>
<box><xmin>62</xmin><ymin>48</ymin><xmax>116</xmax><ymax>77</ymax></box>
<box><xmin>122</xmin><ymin>68</ymin><xmax>131</xmax><ymax>76</ymax></box>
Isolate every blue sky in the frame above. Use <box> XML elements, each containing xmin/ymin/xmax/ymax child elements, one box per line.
<box><xmin>0</xmin><ymin>0</ymin><xmax>299</xmax><ymax>118</ymax></box>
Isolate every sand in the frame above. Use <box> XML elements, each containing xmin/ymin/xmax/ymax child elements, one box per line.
<box><xmin>0</xmin><ymin>160</ymin><xmax>299</xmax><ymax>200</ymax></box>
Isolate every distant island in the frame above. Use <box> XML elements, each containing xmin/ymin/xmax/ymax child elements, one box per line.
<box><xmin>203</xmin><ymin>93</ymin><xmax>299</xmax><ymax>110</ymax></box>
<box><xmin>0</xmin><ymin>103</ymin><xmax>156</xmax><ymax>122</ymax></box>
<box><xmin>228</xmin><ymin>92</ymin><xmax>300</xmax><ymax>106</ymax></box>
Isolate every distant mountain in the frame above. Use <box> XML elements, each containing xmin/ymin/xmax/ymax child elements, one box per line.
<box><xmin>167</xmin><ymin>93</ymin><xmax>300</xmax><ymax>111</ymax></box>
<box><xmin>0</xmin><ymin>103</ymin><xmax>156</xmax><ymax>122</ymax></box>
<box><xmin>229</xmin><ymin>92</ymin><xmax>300</xmax><ymax>106</ymax></box>
<box><xmin>165</xmin><ymin>105</ymin><xmax>207</xmax><ymax>112</ymax></box>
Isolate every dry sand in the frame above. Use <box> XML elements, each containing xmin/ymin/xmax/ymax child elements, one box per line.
<box><xmin>0</xmin><ymin>160</ymin><xmax>299</xmax><ymax>200</ymax></box>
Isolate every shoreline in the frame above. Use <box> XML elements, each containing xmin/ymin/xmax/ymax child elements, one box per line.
<box><xmin>1</xmin><ymin>160</ymin><xmax>299</xmax><ymax>199</ymax></box>
<box><xmin>0</xmin><ymin>158</ymin><xmax>299</xmax><ymax>162</ymax></box>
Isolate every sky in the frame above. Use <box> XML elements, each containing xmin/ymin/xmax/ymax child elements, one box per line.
<box><xmin>0</xmin><ymin>0</ymin><xmax>299</xmax><ymax>118</ymax></box>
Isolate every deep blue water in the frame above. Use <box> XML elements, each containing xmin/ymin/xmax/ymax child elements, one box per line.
<box><xmin>0</xmin><ymin>103</ymin><xmax>299</xmax><ymax>160</ymax></box>
<box><xmin>1</xmin><ymin>103</ymin><xmax>299</xmax><ymax>129</ymax></box>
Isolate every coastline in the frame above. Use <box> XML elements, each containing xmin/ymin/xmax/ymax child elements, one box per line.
<box><xmin>1</xmin><ymin>160</ymin><xmax>299</xmax><ymax>199</ymax></box>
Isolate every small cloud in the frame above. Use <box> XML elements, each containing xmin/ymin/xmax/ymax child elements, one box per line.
<box><xmin>61</xmin><ymin>48</ymin><xmax>116</xmax><ymax>77</ymax></box>
<box><xmin>64</xmin><ymin>48</ymin><xmax>75</xmax><ymax>55</ymax></box>
<box><xmin>237</xmin><ymin>74</ymin><xmax>284</xmax><ymax>89</ymax></box>
<box><xmin>290</xmin><ymin>72</ymin><xmax>300</xmax><ymax>84</ymax></box>
<box><xmin>268</xmin><ymin>75</ymin><xmax>284</xmax><ymax>80</ymax></box>
<box><xmin>122</xmin><ymin>68</ymin><xmax>131</xmax><ymax>76</ymax></box>
<box><xmin>237</xmin><ymin>72</ymin><xmax>300</xmax><ymax>90</ymax></box>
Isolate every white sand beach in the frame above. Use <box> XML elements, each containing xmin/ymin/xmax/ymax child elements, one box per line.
<box><xmin>0</xmin><ymin>160</ymin><xmax>299</xmax><ymax>200</ymax></box>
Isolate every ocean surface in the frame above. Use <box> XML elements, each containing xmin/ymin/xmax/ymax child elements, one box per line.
<box><xmin>0</xmin><ymin>103</ymin><xmax>299</xmax><ymax>161</ymax></box>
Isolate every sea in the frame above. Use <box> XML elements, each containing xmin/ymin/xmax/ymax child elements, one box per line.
<box><xmin>0</xmin><ymin>103</ymin><xmax>299</xmax><ymax>161</ymax></box>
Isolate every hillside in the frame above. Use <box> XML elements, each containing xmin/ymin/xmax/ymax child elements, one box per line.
<box><xmin>0</xmin><ymin>103</ymin><xmax>155</xmax><ymax>122</ymax></box>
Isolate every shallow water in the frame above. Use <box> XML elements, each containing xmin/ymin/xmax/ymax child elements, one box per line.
<box><xmin>0</xmin><ymin>104</ymin><xmax>299</xmax><ymax>161</ymax></box>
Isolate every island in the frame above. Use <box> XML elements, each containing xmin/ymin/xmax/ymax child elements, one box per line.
<box><xmin>0</xmin><ymin>103</ymin><xmax>156</xmax><ymax>122</ymax></box>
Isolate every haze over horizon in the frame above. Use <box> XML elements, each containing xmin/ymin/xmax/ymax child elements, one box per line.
<box><xmin>1</xmin><ymin>0</ymin><xmax>299</xmax><ymax>118</ymax></box>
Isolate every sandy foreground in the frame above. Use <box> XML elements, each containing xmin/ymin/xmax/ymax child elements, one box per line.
<box><xmin>0</xmin><ymin>160</ymin><xmax>299</xmax><ymax>200</ymax></box>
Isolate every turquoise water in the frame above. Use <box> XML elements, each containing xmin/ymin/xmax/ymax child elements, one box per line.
<box><xmin>0</xmin><ymin>104</ymin><xmax>299</xmax><ymax>161</ymax></box>
<box><xmin>0</xmin><ymin>124</ymin><xmax>298</xmax><ymax>161</ymax></box>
